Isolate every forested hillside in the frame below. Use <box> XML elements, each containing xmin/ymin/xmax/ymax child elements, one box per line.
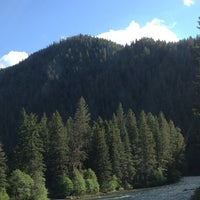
<box><xmin>0</xmin><ymin>34</ymin><xmax>198</xmax><ymax>151</ymax></box>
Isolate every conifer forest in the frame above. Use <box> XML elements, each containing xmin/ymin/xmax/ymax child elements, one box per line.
<box><xmin>0</xmin><ymin>19</ymin><xmax>200</xmax><ymax>199</ymax></box>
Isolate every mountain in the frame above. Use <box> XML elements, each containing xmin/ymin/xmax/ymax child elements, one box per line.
<box><xmin>0</xmin><ymin>34</ymin><xmax>198</xmax><ymax>151</ymax></box>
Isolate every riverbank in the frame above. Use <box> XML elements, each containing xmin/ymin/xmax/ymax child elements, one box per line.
<box><xmin>82</xmin><ymin>176</ymin><xmax>200</xmax><ymax>200</ymax></box>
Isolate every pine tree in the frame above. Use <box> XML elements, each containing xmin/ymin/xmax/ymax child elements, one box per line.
<box><xmin>47</xmin><ymin>111</ymin><xmax>68</xmax><ymax>197</ymax></box>
<box><xmin>126</xmin><ymin>109</ymin><xmax>141</xmax><ymax>185</ymax></box>
<box><xmin>107</xmin><ymin>115</ymin><xmax>124</xmax><ymax>184</ymax></box>
<box><xmin>147</xmin><ymin>113</ymin><xmax>160</xmax><ymax>167</ymax></box>
<box><xmin>138</xmin><ymin>111</ymin><xmax>156</xmax><ymax>186</ymax></box>
<box><xmin>158</xmin><ymin>112</ymin><xmax>171</xmax><ymax>170</ymax></box>
<box><xmin>91</xmin><ymin>118</ymin><xmax>112</xmax><ymax>189</ymax></box>
<box><xmin>39</xmin><ymin>113</ymin><xmax>49</xmax><ymax>160</ymax></box>
<box><xmin>14</xmin><ymin>109</ymin><xmax>48</xmax><ymax>200</ymax></box>
<box><xmin>116</xmin><ymin>104</ymin><xmax>135</xmax><ymax>187</ymax></box>
<box><xmin>169</xmin><ymin>120</ymin><xmax>185</xmax><ymax>169</ymax></box>
<box><xmin>69</xmin><ymin>97</ymin><xmax>90</xmax><ymax>171</ymax></box>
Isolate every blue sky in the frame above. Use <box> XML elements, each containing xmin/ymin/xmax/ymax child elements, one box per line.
<box><xmin>0</xmin><ymin>0</ymin><xmax>199</xmax><ymax>68</ymax></box>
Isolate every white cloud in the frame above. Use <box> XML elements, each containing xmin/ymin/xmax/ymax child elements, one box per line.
<box><xmin>183</xmin><ymin>0</ymin><xmax>195</xmax><ymax>6</ymax></box>
<box><xmin>97</xmin><ymin>18</ymin><xmax>179</xmax><ymax>45</ymax></box>
<box><xmin>0</xmin><ymin>51</ymin><xmax>28</xmax><ymax>69</ymax></box>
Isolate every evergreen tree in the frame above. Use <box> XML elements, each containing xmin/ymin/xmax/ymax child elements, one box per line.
<box><xmin>91</xmin><ymin>118</ymin><xmax>112</xmax><ymax>189</ymax></box>
<box><xmin>169</xmin><ymin>120</ymin><xmax>185</xmax><ymax>169</ymax></box>
<box><xmin>39</xmin><ymin>113</ymin><xmax>49</xmax><ymax>162</ymax></box>
<box><xmin>14</xmin><ymin>109</ymin><xmax>48</xmax><ymax>200</ymax></box>
<box><xmin>84</xmin><ymin>168</ymin><xmax>100</xmax><ymax>194</ymax></box>
<box><xmin>73</xmin><ymin>169</ymin><xmax>86</xmax><ymax>196</ymax></box>
<box><xmin>157</xmin><ymin>112</ymin><xmax>171</xmax><ymax>170</ymax></box>
<box><xmin>0</xmin><ymin>143</ymin><xmax>7</xmax><ymax>189</ymax></box>
<box><xmin>47</xmin><ymin>111</ymin><xmax>68</xmax><ymax>197</ymax></box>
<box><xmin>69</xmin><ymin>97</ymin><xmax>90</xmax><ymax>171</ymax></box>
<box><xmin>0</xmin><ymin>143</ymin><xmax>9</xmax><ymax>200</ymax></box>
<box><xmin>138</xmin><ymin>111</ymin><xmax>156</xmax><ymax>186</ymax></box>
<box><xmin>116</xmin><ymin>104</ymin><xmax>135</xmax><ymax>187</ymax></box>
<box><xmin>147</xmin><ymin>113</ymin><xmax>160</xmax><ymax>167</ymax></box>
<box><xmin>126</xmin><ymin>109</ymin><xmax>141</xmax><ymax>185</ymax></box>
<box><xmin>107</xmin><ymin>115</ymin><xmax>124</xmax><ymax>184</ymax></box>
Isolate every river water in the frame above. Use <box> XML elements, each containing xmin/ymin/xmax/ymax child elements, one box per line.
<box><xmin>88</xmin><ymin>177</ymin><xmax>200</xmax><ymax>200</ymax></box>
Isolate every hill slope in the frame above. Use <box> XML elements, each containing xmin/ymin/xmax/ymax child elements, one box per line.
<box><xmin>0</xmin><ymin>35</ymin><xmax>198</xmax><ymax>151</ymax></box>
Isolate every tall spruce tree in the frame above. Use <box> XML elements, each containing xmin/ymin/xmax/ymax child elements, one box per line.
<box><xmin>47</xmin><ymin>111</ymin><xmax>68</xmax><ymax>197</ymax></box>
<box><xmin>116</xmin><ymin>104</ymin><xmax>135</xmax><ymax>187</ymax></box>
<box><xmin>157</xmin><ymin>112</ymin><xmax>171</xmax><ymax>170</ymax></box>
<box><xmin>91</xmin><ymin>118</ymin><xmax>112</xmax><ymax>189</ymax></box>
<box><xmin>126</xmin><ymin>109</ymin><xmax>141</xmax><ymax>185</ymax></box>
<box><xmin>147</xmin><ymin>113</ymin><xmax>160</xmax><ymax>168</ymax></box>
<box><xmin>69</xmin><ymin>97</ymin><xmax>90</xmax><ymax>171</ymax></box>
<box><xmin>14</xmin><ymin>109</ymin><xmax>48</xmax><ymax>200</ymax></box>
<box><xmin>107</xmin><ymin>115</ymin><xmax>124</xmax><ymax>183</ymax></box>
<box><xmin>138</xmin><ymin>111</ymin><xmax>156</xmax><ymax>186</ymax></box>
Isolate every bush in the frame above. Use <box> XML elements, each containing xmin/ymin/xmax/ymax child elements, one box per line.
<box><xmin>0</xmin><ymin>188</ymin><xmax>9</xmax><ymax>200</ymax></box>
<box><xmin>31</xmin><ymin>173</ymin><xmax>48</xmax><ymax>200</ymax></box>
<box><xmin>73</xmin><ymin>170</ymin><xmax>86</xmax><ymax>196</ymax></box>
<box><xmin>8</xmin><ymin>169</ymin><xmax>34</xmax><ymax>200</ymax></box>
<box><xmin>101</xmin><ymin>175</ymin><xmax>119</xmax><ymax>192</ymax></box>
<box><xmin>84</xmin><ymin>169</ymin><xmax>99</xmax><ymax>194</ymax></box>
<box><xmin>57</xmin><ymin>175</ymin><xmax>73</xmax><ymax>198</ymax></box>
<box><xmin>167</xmin><ymin>169</ymin><xmax>182</xmax><ymax>183</ymax></box>
<box><xmin>150</xmin><ymin>168</ymin><xmax>167</xmax><ymax>186</ymax></box>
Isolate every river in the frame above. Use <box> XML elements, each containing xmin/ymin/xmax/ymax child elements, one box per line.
<box><xmin>88</xmin><ymin>177</ymin><xmax>200</xmax><ymax>200</ymax></box>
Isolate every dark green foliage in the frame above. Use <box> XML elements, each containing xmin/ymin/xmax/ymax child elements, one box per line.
<box><xmin>187</xmin><ymin>19</ymin><xmax>200</xmax><ymax>174</ymax></box>
<box><xmin>116</xmin><ymin>104</ymin><xmax>136</xmax><ymax>187</ymax></box>
<box><xmin>0</xmin><ymin>35</ymin><xmax>198</xmax><ymax>154</ymax></box>
<box><xmin>138</xmin><ymin>111</ymin><xmax>156</xmax><ymax>186</ymax></box>
<box><xmin>157</xmin><ymin>112</ymin><xmax>171</xmax><ymax>170</ymax></box>
<box><xmin>57</xmin><ymin>175</ymin><xmax>73</xmax><ymax>198</ymax></box>
<box><xmin>107</xmin><ymin>115</ymin><xmax>124</xmax><ymax>182</ymax></box>
<box><xmin>13</xmin><ymin>110</ymin><xmax>48</xmax><ymax>200</ymax></box>
<box><xmin>14</xmin><ymin>109</ymin><xmax>44</xmax><ymax>174</ymax></box>
<box><xmin>0</xmin><ymin>34</ymin><xmax>191</xmax><ymax>197</ymax></box>
<box><xmin>90</xmin><ymin>118</ymin><xmax>112</xmax><ymax>188</ymax></box>
<box><xmin>0</xmin><ymin>144</ymin><xmax>9</xmax><ymax>200</ymax></box>
<box><xmin>69</xmin><ymin>97</ymin><xmax>90</xmax><ymax>171</ymax></box>
<box><xmin>0</xmin><ymin>143</ymin><xmax>7</xmax><ymax>189</ymax></box>
<box><xmin>47</xmin><ymin>111</ymin><xmax>68</xmax><ymax>197</ymax></box>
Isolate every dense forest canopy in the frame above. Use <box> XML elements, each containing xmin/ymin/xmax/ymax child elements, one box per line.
<box><xmin>0</xmin><ymin>35</ymin><xmax>199</xmax><ymax>153</ymax></box>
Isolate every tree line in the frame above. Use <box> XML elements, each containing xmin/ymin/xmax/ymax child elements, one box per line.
<box><xmin>0</xmin><ymin>35</ymin><xmax>198</xmax><ymax>153</ymax></box>
<box><xmin>0</xmin><ymin>97</ymin><xmax>185</xmax><ymax>199</ymax></box>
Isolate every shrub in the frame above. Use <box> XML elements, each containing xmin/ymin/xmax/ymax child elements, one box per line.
<box><xmin>150</xmin><ymin>168</ymin><xmax>167</xmax><ymax>186</ymax></box>
<box><xmin>0</xmin><ymin>188</ymin><xmax>9</xmax><ymax>200</ymax></box>
<box><xmin>84</xmin><ymin>169</ymin><xmax>99</xmax><ymax>194</ymax></box>
<box><xmin>73</xmin><ymin>170</ymin><xmax>86</xmax><ymax>196</ymax></box>
<box><xmin>57</xmin><ymin>175</ymin><xmax>73</xmax><ymax>198</ymax></box>
<box><xmin>101</xmin><ymin>175</ymin><xmax>119</xmax><ymax>192</ymax></box>
<box><xmin>8</xmin><ymin>169</ymin><xmax>34</xmax><ymax>200</ymax></box>
<box><xmin>167</xmin><ymin>169</ymin><xmax>182</xmax><ymax>183</ymax></box>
